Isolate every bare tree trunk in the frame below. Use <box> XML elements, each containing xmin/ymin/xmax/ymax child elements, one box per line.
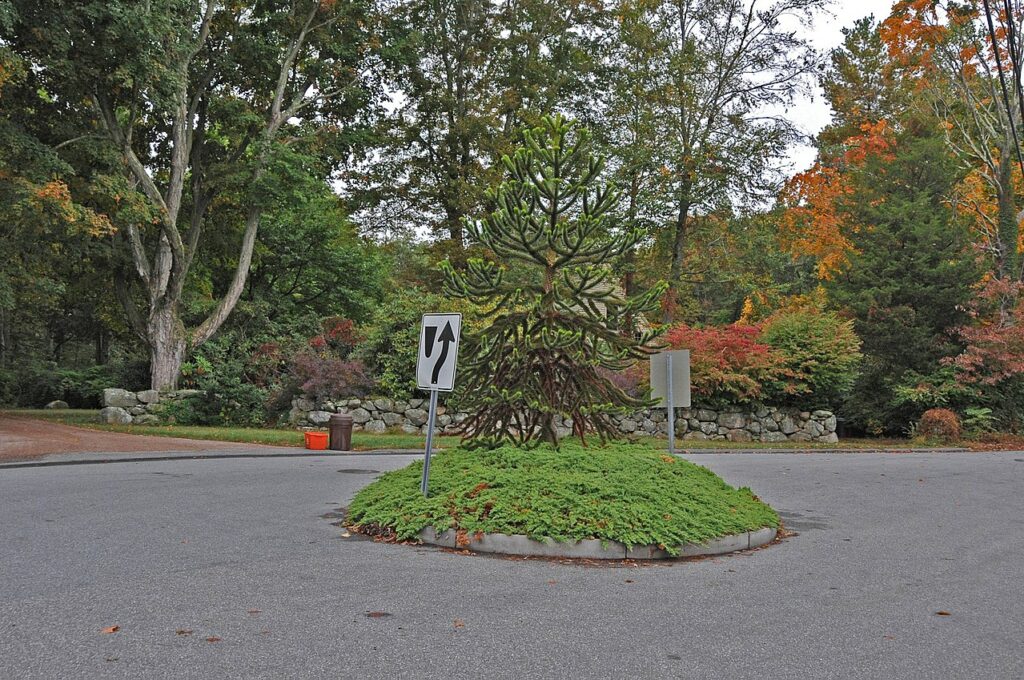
<box><xmin>148</xmin><ymin>303</ymin><xmax>187</xmax><ymax>391</ymax></box>
<box><xmin>663</xmin><ymin>193</ymin><xmax>690</xmax><ymax>323</ymax></box>
<box><xmin>996</xmin><ymin>143</ymin><xmax>1019</xmax><ymax>282</ymax></box>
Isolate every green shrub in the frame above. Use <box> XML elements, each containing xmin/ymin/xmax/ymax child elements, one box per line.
<box><xmin>173</xmin><ymin>338</ymin><xmax>267</xmax><ymax>426</ymax></box>
<box><xmin>347</xmin><ymin>442</ymin><xmax>778</xmax><ymax>554</ymax></box>
<box><xmin>760</xmin><ymin>309</ymin><xmax>861</xmax><ymax>408</ymax></box>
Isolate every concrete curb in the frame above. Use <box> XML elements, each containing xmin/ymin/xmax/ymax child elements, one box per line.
<box><xmin>0</xmin><ymin>449</ymin><xmax>423</xmax><ymax>470</ymax></box>
<box><xmin>679</xmin><ymin>447</ymin><xmax>970</xmax><ymax>455</ymax></box>
<box><xmin>418</xmin><ymin>526</ymin><xmax>778</xmax><ymax>560</ymax></box>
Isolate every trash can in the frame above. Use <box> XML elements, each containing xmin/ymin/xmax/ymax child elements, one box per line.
<box><xmin>329</xmin><ymin>413</ymin><xmax>354</xmax><ymax>451</ymax></box>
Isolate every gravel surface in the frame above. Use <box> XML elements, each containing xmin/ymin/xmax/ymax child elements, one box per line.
<box><xmin>1</xmin><ymin>451</ymin><xmax>1022</xmax><ymax>679</ymax></box>
<box><xmin>0</xmin><ymin>416</ymin><xmax>253</xmax><ymax>462</ymax></box>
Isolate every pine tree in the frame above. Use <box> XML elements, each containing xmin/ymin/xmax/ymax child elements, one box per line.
<box><xmin>444</xmin><ymin>115</ymin><xmax>666</xmax><ymax>446</ymax></box>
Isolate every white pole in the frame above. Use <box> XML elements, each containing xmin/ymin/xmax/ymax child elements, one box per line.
<box><xmin>667</xmin><ymin>353</ymin><xmax>675</xmax><ymax>455</ymax></box>
<box><xmin>421</xmin><ymin>389</ymin><xmax>439</xmax><ymax>496</ymax></box>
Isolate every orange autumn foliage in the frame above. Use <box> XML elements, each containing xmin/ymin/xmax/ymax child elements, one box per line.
<box><xmin>780</xmin><ymin>121</ymin><xmax>895</xmax><ymax>279</ymax></box>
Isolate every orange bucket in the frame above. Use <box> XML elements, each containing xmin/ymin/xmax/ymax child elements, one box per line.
<box><xmin>304</xmin><ymin>431</ymin><xmax>329</xmax><ymax>450</ymax></box>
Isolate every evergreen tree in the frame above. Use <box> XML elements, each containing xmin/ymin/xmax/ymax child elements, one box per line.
<box><xmin>445</xmin><ymin>115</ymin><xmax>665</xmax><ymax>446</ymax></box>
<box><xmin>827</xmin><ymin>130</ymin><xmax>981</xmax><ymax>433</ymax></box>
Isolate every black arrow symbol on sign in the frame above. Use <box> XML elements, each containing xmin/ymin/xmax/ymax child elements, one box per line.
<box><xmin>431</xmin><ymin>321</ymin><xmax>455</xmax><ymax>384</ymax></box>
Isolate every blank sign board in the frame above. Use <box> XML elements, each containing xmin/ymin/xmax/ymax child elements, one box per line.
<box><xmin>650</xmin><ymin>350</ymin><xmax>691</xmax><ymax>408</ymax></box>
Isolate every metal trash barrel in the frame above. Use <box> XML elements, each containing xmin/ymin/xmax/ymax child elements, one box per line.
<box><xmin>329</xmin><ymin>413</ymin><xmax>353</xmax><ymax>451</ymax></box>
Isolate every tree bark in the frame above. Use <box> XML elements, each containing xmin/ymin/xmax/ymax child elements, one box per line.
<box><xmin>148</xmin><ymin>303</ymin><xmax>187</xmax><ymax>391</ymax></box>
<box><xmin>664</xmin><ymin>192</ymin><xmax>691</xmax><ymax>323</ymax></box>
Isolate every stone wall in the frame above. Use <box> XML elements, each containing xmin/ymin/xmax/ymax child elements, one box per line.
<box><xmin>100</xmin><ymin>387</ymin><xmax>839</xmax><ymax>443</ymax></box>
<box><xmin>288</xmin><ymin>396</ymin><xmax>839</xmax><ymax>443</ymax></box>
<box><xmin>99</xmin><ymin>388</ymin><xmax>203</xmax><ymax>425</ymax></box>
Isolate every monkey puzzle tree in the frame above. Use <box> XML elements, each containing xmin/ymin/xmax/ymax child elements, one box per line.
<box><xmin>444</xmin><ymin>115</ymin><xmax>666</xmax><ymax>446</ymax></box>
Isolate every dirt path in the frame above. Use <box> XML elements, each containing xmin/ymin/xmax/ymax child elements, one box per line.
<box><xmin>0</xmin><ymin>415</ymin><xmax>252</xmax><ymax>462</ymax></box>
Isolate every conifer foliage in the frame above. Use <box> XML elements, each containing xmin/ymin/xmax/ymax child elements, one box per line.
<box><xmin>444</xmin><ymin>115</ymin><xmax>666</xmax><ymax>446</ymax></box>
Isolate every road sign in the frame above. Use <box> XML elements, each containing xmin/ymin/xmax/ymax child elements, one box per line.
<box><xmin>651</xmin><ymin>350</ymin><xmax>690</xmax><ymax>456</ymax></box>
<box><xmin>416</xmin><ymin>313</ymin><xmax>462</xmax><ymax>497</ymax></box>
<box><xmin>651</xmin><ymin>350</ymin><xmax>691</xmax><ymax>407</ymax></box>
<box><xmin>416</xmin><ymin>313</ymin><xmax>462</xmax><ymax>392</ymax></box>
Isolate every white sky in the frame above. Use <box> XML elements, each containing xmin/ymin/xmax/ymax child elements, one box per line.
<box><xmin>785</xmin><ymin>0</ymin><xmax>898</xmax><ymax>170</ymax></box>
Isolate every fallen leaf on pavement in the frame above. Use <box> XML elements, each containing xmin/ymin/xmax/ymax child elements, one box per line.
<box><xmin>101</xmin><ymin>626</ymin><xmax>120</xmax><ymax>634</ymax></box>
<box><xmin>365</xmin><ymin>611</ymin><xmax>391</xmax><ymax>618</ymax></box>
<box><xmin>936</xmin><ymin>611</ymin><xmax>951</xmax><ymax>616</ymax></box>
<box><xmin>247</xmin><ymin>610</ymin><xmax>261</xmax><ymax>615</ymax></box>
<box><xmin>341</xmin><ymin>532</ymin><xmax>351</xmax><ymax>538</ymax></box>
<box><xmin>206</xmin><ymin>636</ymin><xmax>222</xmax><ymax>643</ymax></box>
<box><xmin>175</xmin><ymin>629</ymin><xmax>193</xmax><ymax>636</ymax></box>
<box><xmin>546</xmin><ymin>580</ymin><xmax>556</xmax><ymax>585</ymax></box>
<box><xmin>453</xmin><ymin>619</ymin><xmax>465</xmax><ymax>629</ymax></box>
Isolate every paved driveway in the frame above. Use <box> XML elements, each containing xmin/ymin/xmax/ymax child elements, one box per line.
<box><xmin>1</xmin><ymin>451</ymin><xmax>1022</xmax><ymax>679</ymax></box>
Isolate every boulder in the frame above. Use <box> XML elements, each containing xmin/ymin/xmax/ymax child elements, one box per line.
<box><xmin>761</xmin><ymin>431</ymin><xmax>788</xmax><ymax>443</ymax></box>
<box><xmin>819</xmin><ymin>432</ymin><xmax>839</xmax><ymax>444</ymax></box>
<box><xmin>438</xmin><ymin>414</ymin><xmax>452</xmax><ymax>427</ymax></box>
<box><xmin>718</xmin><ymin>412</ymin><xmax>746</xmax><ymax>429</ymax></box>
<box><xmin>824</xmin><ymin>415</ymin><xmax>837</xmax><ymax>433</ymax></box>
<box><xmin>401</xmin><ymin>424</ymin><xmax>420</xmax><ymax>434</ymax></box>
<box><xmin>349</xmin><ymin>408</ymin><xmax>372</xmax><ymax>424</ymax></box>
<box><xmin>699</xmin><ymin>421</ymin><xmax>718</xmax><ymax>436</ymax></box>
<box><xmin>696</xmin><ymin>409</ymin><xmax>718</xmax><ymax>422</ymax></box>
<box><xmin>137</xmin><ymin>390</ymin><xmax>160</xmax><ymax>404</ymax></box>
<box><xmin>373</xmin><ymin>398</ymin><xmax>395</xmax><ymax>412</ymax></box>
<box><xmin>405</xmin><ymin>408</ymin><xmax>428</xmax><ymax>426</ymax></box>
<box><xmin>381</xmin><ymin>412</ymin><xmax>403</xmax><ymax>427</ymax></box>
<box><xmin>408</xmin><ymin>398</ymin><xmax>424</xmax><ymax>409</ymax></box>
<box><xmin>308</xmin><ymin>410</ymin><xmax>333</xmax><ymax>426</ymax></box>
<box><xmin>727</xmin><ymin>429</ymin><xmax>752</xmax><ymax>442</ymax></box>
<box><xmin>129</xmin><ymin>406</ymin><xmax>147</xmax><ymax>416</ymax></box>
<box><xmin>44</xmin><ymin>400</ymin><xmax>69</xmax><ymax>410</ymax></box>
<box><xmin>812</xmin><ymin>410</ymin><xmax>832</xmax><ymax>419</ymax></box>
<box><xmin>620</xmin><ymin>419</ymin><xmax>637</xmax><ymax>433</ymax></box>
<box><xmin>683</xmin><ymin>431</ymin><xmax>708</xmax><ymax>441</ymax></box>
<box><xmin>393</xmin><ymin>401</ymin><xmax>410</xmax><ymax>413</ymax></box>
<box><xmin>779</xmin><ymin>415</ymin><xmax>798</xmax><ymax>435</ymax></box>
<box><xmin>176</xmin><ymin>389</ymin><xmax>203</xmax><ymax>399</ymax></box>
<box><xmin>102</xmin><ymin>388</ymin><xmax>138</xmax><ymax>409</ymax></box>
<box><xmin>134</xmin><ymin>414</ymin><xmax>160</xmax><ymax>425</ymax></box>
<box><xmin>364</xmin><ymin>419</ymin><xmax>387</xmax><ymax>434</ymax></box>
<box><xmin>98</xmin><ymin>406</ymin><xmax>133</xmax><ymax>425</ymax></box>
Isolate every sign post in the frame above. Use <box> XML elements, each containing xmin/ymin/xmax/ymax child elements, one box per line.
<box><xmin>650</xmin><ymin>350</ymin><xmax>690</xmax><ymax>455</ymax></box>
<box><xmin>416</xmin><ymin>313</ymin><xmax>462</xmax><ymax>497</ymax></box>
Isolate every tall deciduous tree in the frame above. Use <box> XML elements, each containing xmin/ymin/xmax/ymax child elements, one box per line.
<box><xmin>882</xmin><ymin>1</ymin><xmax>1024</xmax><ymax>288</ymax></box>
<box><xmin>357</xmin><ymin>0</ymin><xmax>603</xmax><ymax>253</ymax></box>
<box><xmin>621</xmin><ymin>0</ymin><xmax>824</xmax><ymax>321</ymax></box>
<box><xmin>5</xmin><ymin>0</ymin><xmax>385</xmax><ymax>389</ymax></box>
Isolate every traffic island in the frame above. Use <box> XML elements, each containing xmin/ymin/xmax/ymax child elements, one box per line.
<box><xmin>346</xmin><ymin>442</ymin><xmax>780</xmax><ymax>560</ymax></box>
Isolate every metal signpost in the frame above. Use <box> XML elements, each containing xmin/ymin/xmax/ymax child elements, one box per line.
<box><xmin>650</xmin><ymin>350</ymin><xmax>691</xmax><ymax>455</ymax></box>
<box><xmin>416</xmin><ymin>313</ymin><xmax>462</xmax><ymax>496</ymax></box>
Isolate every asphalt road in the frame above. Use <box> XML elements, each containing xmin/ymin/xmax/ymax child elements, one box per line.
<box><xmin>1</xmin><ymin>451</ymin><xmax>1022</xmax><ymax>679</ymax></box>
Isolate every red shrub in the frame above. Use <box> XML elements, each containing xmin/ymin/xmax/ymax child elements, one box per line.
<box><xmin>663</xmin><ymin>323</ymin><xmax>785</xmax><ymax>405</ymax></box>
<box><xmin>917</xmin><ymin>408</ymin><xmax>961</xmax><ymax>443</ymax></box>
